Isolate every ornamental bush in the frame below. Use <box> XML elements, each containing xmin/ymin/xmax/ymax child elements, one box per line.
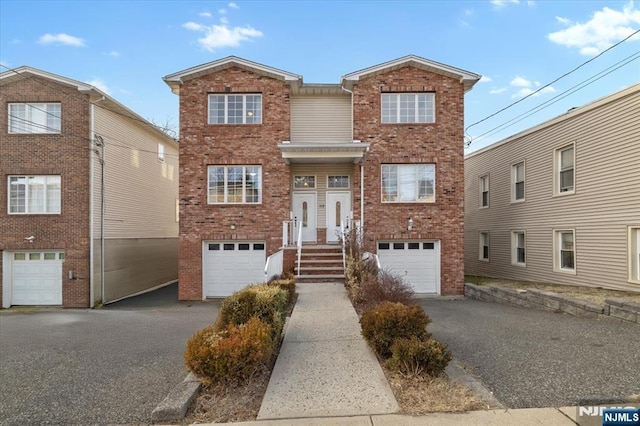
<box><xmin>360</xmin><ymin>302</ymin><xmax>431</xmax><ymax>358</ymax></box>
<box><xmin>386</xmin><ymin>336</ymin><xmax>452</xmax><ymax>377</ymax></box>
<box><xmin>267</xmin><ymin>278</ymin><xmax>296</xmax><ymax>304</ymax></box>
<box><xmin>185</xmin><ymin>317</ymin><xmax>273</xmax><ymax>385</ymax></box>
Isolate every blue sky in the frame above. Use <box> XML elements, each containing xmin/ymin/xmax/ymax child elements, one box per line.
<box><xmin>1</xmin><ymin>0</ymin><xmax>638</xmax><ymax>152</ymax></box>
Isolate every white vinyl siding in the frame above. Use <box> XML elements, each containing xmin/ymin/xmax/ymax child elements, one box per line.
<box><xmin>479</xmin><ymin>175</ymin><xmax>489</xmax><ymax>208</ymax></box>
<box><xmin>465</xmin><ymin>84</ymin><xmax>639</xmax><ymax>292</ymax></box>
<box><xmin>208</xmin><ymin>166</ymin><xmax>262</xmax><ymax>204</ymax></box>
<box><xmin>290</xmin><ymin>95</ymin><xmax>352</xmax><ymax>144</ymax></box>
<box><xmin>512</xmin><ymin>231</ymin><xmax>526</xmax><ymax>266</ymax></box>
<box><xmin>381</xmin><ymin>164</ymin><xmax>435</xmax><ymax>203</ymax></box>
<box><xmin>512</xmin><ymin>162</ymin><xmax>525</xmax><ymax>202</ymax></box>
<box><xmin>8</xmin><ymin>102</ymin><xmax>61</xmax><ymax>133</ymax></box>
<box><xmin>208</xmin><ymin>94</ymin><xmax>262</xmax><ymax>124</ymax></box>
<box><xmin>8</xmin><ymin>175</ymin><xmax>61</xmax><ymax>214</ymax></box>
<box><xmin>381</xmin><ymin>93</ymin><xmax>435</xmax><ymax>124</ymax></box>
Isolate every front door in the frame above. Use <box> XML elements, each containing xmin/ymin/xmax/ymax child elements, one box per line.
<box><xmin>326</xmin><ymin>192</ymin><xmax>351</xmax><ymax>243</ymax></box>
<box><xmin>292</xmin><ymin>192</ymin><xmax>317</xmax><ymax>243</ymax></box>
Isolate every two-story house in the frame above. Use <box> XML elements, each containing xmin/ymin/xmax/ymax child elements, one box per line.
<box><xmin>1</xmin><ymin>66</ymin><xmax>179</xmax><ymax>308</ymax></box>
<box><xmin>465</xmin><ymin>83</ymin><xmax>640</xmax><ymax>293</ymax></box>
<box><xmin>164</xmin><ymin>55</ymin><xmax>480</xmax><ymax>300</ymax></box>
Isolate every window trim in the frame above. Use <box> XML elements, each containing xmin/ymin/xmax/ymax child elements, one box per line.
<box><xmin>207</xmin><ymin>94</ymin><xmax>262</xmax><ymax>125</ymax></box>
<box><xmin>511</xmin><ymin>161</ymin><xmax>525</xmax><ymax>203</ymax></box>
<box><xmin>381</xmin><ymin>92</ymin><xmax>435</xmax><ymax>124</ymax></box>
<box><xmin>511</xmin><ymin>230</ymin><xmax>526</xmax><ymax>267</ymax></box>
<box><xmin>381</xmin><ymin>163</ymin><xmax>436</xmax><ymax>203</ymax></box>
<box><xmin>207</xmin><ymin>165</ymin><xmax>262</xmax><ymax>204</ymax></box>
<box><xmin>553</xmin><ymin>229</ymin><xmax>576</xmax><ymax>274</ymax></box>
<box><xmin>554</xmin><ymin>143</ymin><xmax>575</xmax><ymax>196</ymax></box>
<box><xmin>8</xmin><ymin>102</ymin><xmax>62</xmax><ymax>134</ymax></box>
<box><xmin>8</xmin><ymin>175</ymin><xmax>62</xmax><ymax>215</ymax></box>
<box><xmin>628</xmin><ymin>226</ymin><xmax>640</xmax><ymax>284</ymax></box>
<box><xmin>479</xmin><ymin>231</ymin><xmax>490</xmax><ymax>261</ymax></box>
<box><xmin>479</xmin><ymin>174</ymin><xmax>489</xmax><ymax>209</ymax></box>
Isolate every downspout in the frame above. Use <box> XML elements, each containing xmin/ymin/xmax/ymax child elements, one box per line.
<box><xmin>91</xmin><ymin>96</ymin><xmax>106</xmax><ymax>306</ymax></box>
<box><xmin>89</xmin><ymin>104</ymin><xmax>95</xmax><ymax>308</ymax></box>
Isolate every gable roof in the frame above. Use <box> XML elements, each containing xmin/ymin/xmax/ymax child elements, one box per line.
<box><xmin>341</xmin><ymin>55</ymin><xmax>481</xmax><ymax>92</ymax></box>
<box><xmin>0</xmin><ymin>66</ymin><xmax>177</xmax><ymax>145</ymax></box>
<box><xmin>163</xmin><ymin>56</ymin><xmax>302</xmax><ymax>94</ymax></box>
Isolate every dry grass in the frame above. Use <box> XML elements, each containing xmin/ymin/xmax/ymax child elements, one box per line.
<box><xmin>467</xmin><ymin>276</ymin><xmax>640</xmax><ymax>305</ymax></box>
<box><xmin>384</xmin><ymin>368</ymin><xmax>488</xmax><ymax>414</ymax></box>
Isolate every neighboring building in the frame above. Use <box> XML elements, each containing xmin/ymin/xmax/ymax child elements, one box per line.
<box><xmin>0</xmin><ymin>66</ymin><xmax>179</xmax><ymax>308</ymax></box>
<box><xmin>164</xmin><ymin>55</ymin><xmax>480</xmax><ymax>299</ymax></box>
<box><xmin>465</xmin><ymin>83</ymin><xmax>640</xmax><ymax>293</ymax></box>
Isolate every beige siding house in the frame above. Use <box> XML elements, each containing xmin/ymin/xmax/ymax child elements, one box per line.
<box><xmin>465</xmin><ymin>83</ymin><xmax>640</xmax><ymax>293</ymax></box>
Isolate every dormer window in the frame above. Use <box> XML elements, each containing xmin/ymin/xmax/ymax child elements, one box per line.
<box><xmin>208</xmin><ymin>94</ymin><xmax>262</xmax><ymax>124</ymax></box>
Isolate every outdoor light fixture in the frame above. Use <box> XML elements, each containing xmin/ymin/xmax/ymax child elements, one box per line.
<box><xmin>407</xmin><ymin>218</ymin><xmax>414</xmax><ymax>231</ymax></box>
<box><xmin>230</xmin><ymin>222</ymin><xmax>236</xmax><ymax>230</ymax></box>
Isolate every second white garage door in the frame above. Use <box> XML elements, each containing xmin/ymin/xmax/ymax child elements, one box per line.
<box><xmin>202</xmin><ymin>241</ymin><xmax>266</xmax><ymax>298</ymax></box>
<box><xmin>377</xmin><ymin>241</ymin><xmax>440</xmax><ymax>294</ymax></box>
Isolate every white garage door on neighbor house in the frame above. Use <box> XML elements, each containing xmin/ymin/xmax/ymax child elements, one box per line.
<box><xmin>202</xmin><ymin>241</ymin><xmax>266</xmax><ymax>298</ymax></box>
<box><xmin>8</xmin><ymin>251</ymin><xmax>64</xmax><ymax>305</ymax></box>
<box><xmin>377</xmin><ymin>241</ymin><xmax>440</xmax><ymax>294</ymax></box>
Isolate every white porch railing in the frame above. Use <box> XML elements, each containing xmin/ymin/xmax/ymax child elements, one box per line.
<box><xmin>283</xmin><ymin>220</ymin><xmax>298</xmax><ymax>247</ymax></box>
<box><xmin>264</xmin><ymin>250</ymin><xmax>284</xmax><ymax>281</ymax></box>
<box><xmin>296</xmin><ymin>222</ymin><xmax>303</xmax><ymax>277</ymax></box>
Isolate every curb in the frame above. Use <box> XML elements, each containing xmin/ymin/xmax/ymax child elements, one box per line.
<box><xmin>446</xmin><ymin>360</ymin><xmax>504</xmax><ymax>409</ymax></box>
<box><xmin>151</xmin><ymin>373</ymin><xmax>201</xmax><ymax>423</ymax></box>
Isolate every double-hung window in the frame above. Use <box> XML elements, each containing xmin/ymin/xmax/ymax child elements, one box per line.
<box><xmin>479</xmin><ymin>175</ymin><xmax>489</xmax><ymax>208</ymax></box>
<box><xmin>629</xmin><ymin>227</ymin><xmax>640</xmax><ymax>283</ymax></box>
<box><xmin>479</xmin><ymin>232</ymin><xmax>490</xmax><ymax>261</ymax></box>
<box><xmin>554</xmin><ymin>229</ymin><xmax>576</xmax><ymax>273</ymax></box>
<box><xmin>208</xmin><ymin>166</ymin><xmax>261</xmax><ymax>204</ymax></box>
<box><xmin>8</xmin><ymin>103</ymin><xmax>61</xmax><ymax>133</ymax></box>
<box><xmin>208</xmin><ymin>94</ymin><xmax>262</xmax><ymax>124</ymax></box>
<box><xmin>381</xmin><ymin>93</ymin><xmax>435</xmax><ymax>124</ymax></box>
<box><xmin>8</xmin><ymin>175</ymin><xmax>61</xmax><ymax>214</ymax></box>
<box><xmin>381</xmin><ymin>164</ymin><xmax>435</xmax><ymax>203</ymax></box>
<box><xmin>512</xmin><ymin>162</ymin><xmax>525</xmax><ymax>202</ymax></box>
<box><xmin>512</xmin><ymin>231</ymin><xmax>526</xmax><ymax>266</ymax></box>
<box><xmin>555</xmin><ymin>144</ymin><xmax>575</xmax><ymax>195</ymax></box>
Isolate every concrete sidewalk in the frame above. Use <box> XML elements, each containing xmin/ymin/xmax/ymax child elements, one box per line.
<box><xmin>207</xmin><ymin>407</ymin><xmax>579</xmax><ymax>425</ymax></box>
<box><xmin>257</xmin><ymin>282</ymin><xmax>399</xmax><ymax>419</ymax></box>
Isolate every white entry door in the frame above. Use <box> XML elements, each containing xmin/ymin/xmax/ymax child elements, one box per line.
<box><xmin>326</xmin><ymin>192</ymin><xmax>351</xmax><ymax>243</ymax></box>
<box><xmin>292</xmin><ymin>192</ymin><xmax>317</xmax><ymax>243</ymax></box>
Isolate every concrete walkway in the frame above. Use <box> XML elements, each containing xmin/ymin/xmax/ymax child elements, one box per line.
<box><xmin>257</xmin><ymin>282</ymin><xmax>399</xmax><ymax>419</ymax></box>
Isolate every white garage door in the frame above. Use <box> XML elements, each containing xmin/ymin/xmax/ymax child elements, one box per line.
<box><xmin>377</xmin><ymin>241</ymin><xmax>440</xmax><ymax>294</ymax></box>
<box><xmin>11</xmin><ymin>251</ymin><xmax>64</xmax><ymax>305</ymax></box>
<box><xmin>202</xmin><ymin>241</ymin><xmax>266</xmax><ymax>298</ymax></box>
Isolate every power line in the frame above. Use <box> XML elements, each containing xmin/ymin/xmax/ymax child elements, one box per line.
<box><xmin>465</xmin><ymin>28</ymin><xmax>640</xmax><ymax>143</ymax></box>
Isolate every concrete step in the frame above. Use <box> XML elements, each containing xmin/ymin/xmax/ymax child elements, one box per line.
<box><xmin>296</xmin><ymin>274</ymin><xmax>346</xmax><ymax>283</ymax></box>
<box><xmin>296</xmin><ymin>267</ymin><xmax>345</xmax><ymax>275</ymax></box>
<box><xmin>299</xmin><ymin>259</ymin><xmax>344</xmax><ymax>265</ymax></box>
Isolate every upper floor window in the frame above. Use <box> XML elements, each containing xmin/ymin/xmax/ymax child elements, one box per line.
<box><xmin>479</xmin><ymin>175</ymin><xmax>489</xmax><ymax>208</ymax></box>
<box><xmin>208</xmin><ymin>94</ymin><xmax>262</xmax><ymax>124</ymax></box>
<box><xmin>512</xmin><ymin>162</ymin><xmax>525</xmax><ymax>202</ymax></box>
<box><xmin>208</xmin><ymin>165</ymin><xmax>261</xmax><ymax>204</ymax></box>
<box><xmin>381</xmin><ymin>93</ymin><xmax>435</xmax><ymax>124</ymax></box>
<box><xmin>381</xmin><ymin>164</ymin><xmax>435</xmax><ymax>203</ymax></box>
<box><xmin>8</xmin><ymin>175</ymin><xmax>61</xmax><ymax>214</ymax></box>
<box><xmin>157</xmin><ymin>143</ymin><xmax>165</xmax><ymax>161</ymax></box>
<box><xmin>555</xmin><ymin>144</ymin><xmax>575</xmax><ymax>195</ymax></box>
<box><xmin>8</xmin><ymin>103</ymin><xmax>61</xmax><ymax>134</ymax></box>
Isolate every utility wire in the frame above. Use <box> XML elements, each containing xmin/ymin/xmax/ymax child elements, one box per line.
<box><xmin>465</xmin><ymin>28</ymin><xmax>640</xmax><ymax>144</ymax></box>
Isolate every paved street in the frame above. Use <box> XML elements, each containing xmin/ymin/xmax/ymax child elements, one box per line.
<box><xmin>419</xmin><ymin>298</ymin><xmax>640</xmax><ymax>408</ymax></box>
<box><xmin>0</xmin><ymin>284</ymin><xmax>218</xmax><ymax>425</ymax></box>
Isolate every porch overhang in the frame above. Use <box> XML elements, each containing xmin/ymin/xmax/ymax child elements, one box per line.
<box><xmin>277</xmin><ymin>142</ymin><xmax>370</xmax><ymax>164</ymax></box>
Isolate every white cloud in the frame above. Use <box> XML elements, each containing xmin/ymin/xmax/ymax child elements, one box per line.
<box><xmin>548</xmin><ymin>1</ymin><xmax>640</xmax><ymax>55</ymax></box>
<box><xmin>38</xmin><ymin>33</ymin><xmax>85</xmax><ymax>47</ymax></box>
<box><xmin>220</xmin><ymin>16</ymin><xmax>229</xmax><ymax>25</ymax></box>
<box><xmin>183</xmin><ymin>20</ymin><xmax>263</xmax><ymax>51</ymax></box>
<box><xmin>104</xmin><ymin>50</ymin><xmax>120</xmax><ymax>57</ymax></box>
<box><xmin>555</xmin><ymin>16</ymin><xmax>572</xmax><ymax>25</ymax></box>
<box><xmin>489</xmin><ymin>87</ymin><xmax>508</xmax><ymax>94</ymax></box>
<box><xmin>527</xmin><ymin>0</ymin><xmax>535</xmax><ymax>6</ymax></box>
<box><xmin>228</xmin><ymin>2</ymin><xmax>239</xmax><ymax>9</ymax></box>
<box><xmin>199</xmin><ymin>11</ymin><xmax>212</xmax><ymax>17</ymax></box>
<box><xmin>511</xmin><ymin>86</ymin><xmax>556</xmax><ymax>98</ymax></box>
<box><xmin>87</xmin><ymin>78</ymin><xmax>110</xmax><ymax>94</ymax></box>
<box><xmin>479</xmin><ymin>75</ymin><xmax>492</xmax><ymax>83</ymax></box>
<box><xmin>491</xmin><ymin>0</ymin><xmax>519</xmax><ymax>7</ymax></box>
<box><xmin>510</xmin><ymin>75</ymin><xmax>532</xmax><ymax>87</ymax></box>
<box><xmin>219</xmin><ymin>8</ymin><xmax>227</xmax><ymax>14</ymax></box>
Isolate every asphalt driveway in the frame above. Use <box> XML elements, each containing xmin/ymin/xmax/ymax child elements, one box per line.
<box><xmin>0</xmin><ymin>283</ymin><xmax>218</xmax><ymax>425</ymax></box>
<box><xmin>419</xmin><ymin>298</ymin><xmax>640</xmax><ymax>408</ymax></box>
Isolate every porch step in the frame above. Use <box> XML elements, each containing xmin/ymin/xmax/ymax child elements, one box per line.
<box><xmin>296</xmin><ymin>274</ymin><xmax>346</xmax><ymax>283</ymax></box>
<box><xmin>295</xmin><ymin>244</ymin><xmax>346</xmax><ymax>283</ymax></box>
<box><xmin>296</xmin><ymin>267</ymin><xmax>345</xmax><ymax>275</ymax></box>
<box><xmin>299</xmin><ymin>259</ymin><xmax>344</xmax><ymax>265</ymax></box>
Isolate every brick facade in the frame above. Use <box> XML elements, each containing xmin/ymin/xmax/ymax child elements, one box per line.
<box><xmin>0</xmin><ymin>76</ymin><xmax>92</xmax><ymax>308</ymax></box>
<box><xmin>177</xmin><ymin>67</ymin><xmax>292</xmax><ymax>300</ymax></box>
<box><xmin>352</xmin><ymin>67</ymin><xmax>466</xmax><ymax>295</ymax></box>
